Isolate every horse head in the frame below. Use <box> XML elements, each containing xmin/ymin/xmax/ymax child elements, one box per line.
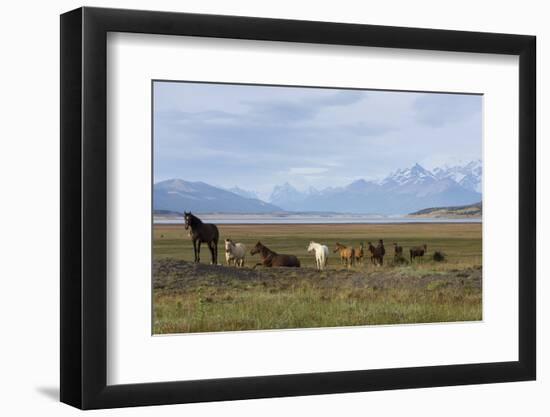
<box><xmin>224</xmin><ymin>238</ymin><xmax>233</xmax><ymax>253</ymax></box>
<box><xmin>183</xmin><ymin>211</ymin><xmax>192</xmax><ymax>230</ymax></box>
<box><xmin>333</xmin><ymin>242</ymin><xmax>342</xmax><ymax>253</ymax></box>
<box><xmin>250</xmin><ymin>241</ymin><xmax>263</xmax><ymax>255</ymax></box>
<box><xmin>307</xmin><ymin>241</ymin><xmax>315</xmax><ymax>252</ymax></box>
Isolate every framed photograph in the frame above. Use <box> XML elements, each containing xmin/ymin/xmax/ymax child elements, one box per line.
<box><xmin>60</xmin><ymin>7</ymin><xmax>536</xmax><ymax>409</ymax></box>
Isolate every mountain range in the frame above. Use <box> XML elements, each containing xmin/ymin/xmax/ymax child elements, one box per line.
<box><xmin>267</xmin><ymin>161</ymin><xmax>481</xmax><ymax>214</ymax></box>
<box><xmin>154</xmin><ymin>160</ymin><xmax>482</xmax><ymax>215</ymax></box>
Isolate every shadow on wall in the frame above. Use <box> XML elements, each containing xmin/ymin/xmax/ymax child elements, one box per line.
<box><xmin>35</xmin><ymin>386</ymin><xmax>59</xmax><ymax>401</ymax></box>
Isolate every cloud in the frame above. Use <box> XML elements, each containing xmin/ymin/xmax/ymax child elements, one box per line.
<box><xmin>309</xmin><ymin>90</ymin><xmax>366</xmax><ymax>106</ymax></box>
<box><xmin>242</xmin><ymin>100</ymin><xmax>318</xmax><ymax>123</ymax></box>
<box><xmin>288</xmin><ymin>167</ymin><xmax>329</xmax><ymax>175</ymax></box>
<box><xmin>413</xmin><ymin>94</ymin><xmax>482</xmax><ymax>127</ymax></box>
<box><xmin>153</xmin><ymin>82</ymin><xmax>482</xmax><ymax>193</ymax></box>
<box><xmin>156</xmin><ymin>109</ymin><xmax>239</xmax><ymax>125</ymax></box>
<box><xmin>240</xmin><ymin>90</ymin><xmax>367</xmax><ymax>124</ymax></box>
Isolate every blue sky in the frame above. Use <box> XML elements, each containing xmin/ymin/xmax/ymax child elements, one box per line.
<box><xmin>154</xmin><ymin>81</ymin><xmax>482</xmax><ymax>200</ymax></box>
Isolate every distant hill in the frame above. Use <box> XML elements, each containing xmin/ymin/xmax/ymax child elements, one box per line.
<box><xmin>153</xmin><ymin>209</ymin><xmax>183</xmax><ymax>217</ymax></box>
<box><xmin>154</xmin><ymin>179</ymin><xmax>282</xmax><ymax>214</ymax></box>
<box><xmin>409</xmin><ymin>202</ymin><xmax>482</xmax><ymax>218</ymax></box>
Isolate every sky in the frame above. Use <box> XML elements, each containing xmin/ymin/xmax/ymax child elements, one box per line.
<box><xmin>153</xmin><ymin>81</ymin><xmax>482</xmax><ymax>200</ymax></box>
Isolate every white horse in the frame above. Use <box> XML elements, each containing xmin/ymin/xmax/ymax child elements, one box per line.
<box><xmin>307</xmin><ymin>241</ymin><xmax>329</xmax><ymax>270</ymax></box>
<box><xmin>224</xmin><ymin>239</ymin><xmax>246</xmax><ymax>267</ymax></box>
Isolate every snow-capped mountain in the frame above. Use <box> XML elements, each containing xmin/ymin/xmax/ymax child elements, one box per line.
<box><xmin>432</xmin><ymin>159</ymin><xmax>482</xmax><ymax>193</ymax></box>
<box><xmin>267</xmin><ymin>161</ymin><xmax>482</xmax><ymax>214</ymax></box>
<box><xmin>269</xmin><ymin>182</ymin><xmax>309</xmax><ymax>210</ymax></box>
<box><xmin>380</xmin><ymin>163</ymin><xmax>437</xmax><ymax>188</ymax></box>
<box><xmin>227</xmin><ymin>186</ymin><xmax>259</xmax><ymax>200</ymax></box>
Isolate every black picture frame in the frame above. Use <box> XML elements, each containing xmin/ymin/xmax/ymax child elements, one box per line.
<box><xmin>60</xmin><ymin>6</ymin><xmax>536</xmax><ymax>410</ymax></box>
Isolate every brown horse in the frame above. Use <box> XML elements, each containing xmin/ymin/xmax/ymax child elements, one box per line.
<box><xmin>410</xmin><ymin>244</ymin><xmax>428</xmax><ymax>262</ymax></box>
<box><xmin>250</xmin><ymin>241</ymin><xmax>300</xmax><ymax>268</ymax></box>
<box><xmin>355</xmin><ymin>242</ymin><xmax>365</xmax><ymax>265</ymax></box>
<box><xmin>368</xmin><ymin>241</ymin><xmax>385</xmax><ymax>266</ymax></box>
<box><xmin>184</xmin><ymin>211</ymin><xmax>219</xmax><ymax>264</ymax></box>
<box><xmin>333</xmin><ymin>243</ymin><xmax>355</xmax><ymax>268</ymax></box>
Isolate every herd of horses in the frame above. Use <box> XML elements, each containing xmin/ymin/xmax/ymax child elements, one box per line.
<box><xmin>183</xmin><ymin>211</ymin><xmax>429</xmax><ymax>270</ymax></box>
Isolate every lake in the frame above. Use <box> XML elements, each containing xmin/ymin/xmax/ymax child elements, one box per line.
<box><xmin>153</xmin><ymin>213</ymin><xmax>481</xmax><ymax>224</ymax></box>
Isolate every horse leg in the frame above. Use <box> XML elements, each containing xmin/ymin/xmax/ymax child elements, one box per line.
<box><xmin>212</xmin><ymin>242</ymin><xmax>216</xmax><ymax>265</ymax></box>
<box><xmin>196</xmin><ymin>241</ymin><xmax>201</xmax><ymax>263</ymax></box>
<box><xmin>208</xmin><ymin>241</ymin><xmax>215</xmax><ymax>265</ymax></box>
<box><xmin>192</xmin><ymin>239</ymin><xmax>198</xmax><ymax>263</ymax></box>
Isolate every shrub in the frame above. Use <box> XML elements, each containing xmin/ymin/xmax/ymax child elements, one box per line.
<box><xmin>393</xmin><ymin>255</ymin><xmax>409</xmax><ymax>265</ymax></box>
<box><xmin>433</xmin><ymin>251</ymin><xmax>446</xmax><ymax>262</ymax></box>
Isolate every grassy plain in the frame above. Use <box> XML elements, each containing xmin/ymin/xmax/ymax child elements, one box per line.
<box><xmin>153</xmin><ymin>222</ymin><xmax>482</xmax><ymax>334</ymax></box>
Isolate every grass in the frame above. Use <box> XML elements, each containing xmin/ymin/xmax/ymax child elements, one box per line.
<box><xmin>153</xmin><ymin>222</ymin><xmax>482</xmax><ymax>334</ymax></box>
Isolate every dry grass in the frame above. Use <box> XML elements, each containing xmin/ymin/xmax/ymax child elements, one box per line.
<box><xmin>153</xmin><ymin>222</ymin><xmax>482</xmax><ymax>334</ymax></box>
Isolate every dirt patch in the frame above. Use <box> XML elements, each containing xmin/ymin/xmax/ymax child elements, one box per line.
<box><xmin>153</xmin><ymin>259</ymin><xmax>482</xmax><ymax>292</ymax></box>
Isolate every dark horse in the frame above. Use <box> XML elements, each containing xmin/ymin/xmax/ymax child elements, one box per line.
<box><xmin>393</xmin><ymin>242</ymin><xmax>403</xmax><ymax>257</ymax></box>
<box><xmin>250</xmin><ymin>241</ymin><xmax>300</xmax><ymax>268</ymax></box>
<box><xmin>368</xmin><ymin>241</ymin><xmax>385</xmax><ymax>266</ymax></box>
<box><xmin>184</xmin><ymin>211</ymin><xmax>219</xmax><ymax>264</ymax></box>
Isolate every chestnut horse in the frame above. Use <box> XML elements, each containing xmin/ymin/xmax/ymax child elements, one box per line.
<box><xmin>333</xmin><ymin>243</ymin><xmax>355</xmax><ymax>268</ymax></box>
<box><xmin>250</xmin><ymin>241</ymin><xmax>300</xmax><ymax>268</ymax></box>
<box><xmin>184</xmin><ymin>211</ymin><xmax>219</xmax><ymax>264</ymax></box>
<box><xmin>355</xmin><ymin>242</ymin><xmax>365</xmax><ymax>265</ymax></box>
<box><xmin>410</xmin><ymin>244</ymin><xmax>428</xmax><ymax>262</ymax></box>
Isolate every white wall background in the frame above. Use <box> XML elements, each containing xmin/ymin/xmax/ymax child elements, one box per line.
<box><xmin>0</xmin><ymin>0</ymin><xmax>545</xmax><ymax>415</ymax></box>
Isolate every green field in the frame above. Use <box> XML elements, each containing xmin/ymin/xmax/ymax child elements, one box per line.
<box><xmin>153</xmin><ymin>222</ymin><xmax>482</xmax><ymax>334</ymax></box>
